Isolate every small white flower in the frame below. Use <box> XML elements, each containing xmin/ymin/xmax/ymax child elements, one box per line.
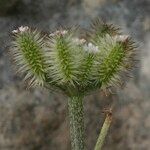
<box><xmin>12</xmin><ymin>29</ymin><xmax>19</xmax><ymax>34</ymax></box>
<box><xmin>49</xmin><ymin>33</ymin><xmax>55</xmax><ymax>37</ymax></box>
<box><xmin>80</xmin><ymin>39</ymin><xmax>86</xmax><ymax>44</ymax></box>
<box><xmin>49</xmin><ymin>30</ymin><xmax>68</xmax><ymax>37</ymax></box>
<box><xmin>84</xmin><ymin>42</ymin><xmax>99</xmax><ymax>53</ymax></box>
<box><xmin>12</xmin><ymin>26</ymin><xmax>29</xmax><ymax>34</ymax></box>
<box><xmin>18</xmin><ymin>26</ymin><xmax>29</xmax><ymax>33</ymax></box>
<box><xmin>88</xmin><ymin>43</ymin><xmax>93</xmax><ymax>47</ymax></box>
<box><xmin>55</xmin><ymin>30</ymin><xmax>60</xmax><ymax>34</ymax></box>
<box><xmin>114</xmin><ymin>35</ymin><xmax>129</xmax><ymax>42</ymax></box>
<box><xmin>61</xmin><ymin>30</ymin><xmax>68</xmax><ymax>35</ymax></box>
<box><xmin>73</xmin><ymin>38</ymin><xmax>86</xmax><ymax>45</ymax></box>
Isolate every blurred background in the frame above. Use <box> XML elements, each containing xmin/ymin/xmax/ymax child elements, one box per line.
<box><xmin>0</xmin><ymin>0</ymin><xmax>149</xmax><ymax>149</ymax></box>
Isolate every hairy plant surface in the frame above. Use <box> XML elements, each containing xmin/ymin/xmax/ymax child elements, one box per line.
<box><xmin>10</xmin><ymin>21</ymin><xmax>137</xmax><ymax>150</ymax></box>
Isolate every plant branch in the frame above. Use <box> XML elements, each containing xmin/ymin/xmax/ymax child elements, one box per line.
<box><xmin>94</xmin><ymin>109</ymin><xmax>112</xmax><ymax>150</ymax></box>
<box><xmin>68</xmin><ymin>95</ymin><xmax>85</xmax><ymax>150</ymax></box>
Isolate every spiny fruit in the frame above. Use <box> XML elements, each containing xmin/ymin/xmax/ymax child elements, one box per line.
<box><xmin>11</xmin><ymin>22</ymin><xmax>137</xmax><ymax>96</ymax></box>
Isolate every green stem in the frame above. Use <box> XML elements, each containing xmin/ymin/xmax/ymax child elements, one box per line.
<box><xmin>68</xmin><ymin>95</ymin><xmax>85</xmax><ymax>150</ymax></box>
<box><xmin>94</xmin><ymin>113</ymin><xmax>112</xmax><ymax>150</ymax></box>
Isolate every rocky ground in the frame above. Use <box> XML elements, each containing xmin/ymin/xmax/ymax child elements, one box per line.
<box><xmin>0</xmin><ymin>0</ymin><xmax>150</xmax><ymax>149</ymax></box>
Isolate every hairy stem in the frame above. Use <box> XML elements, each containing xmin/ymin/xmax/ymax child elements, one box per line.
<box><xmin>94</xmin><ymin>112</ymin><xmax>112</xmax><ymax>150</ymax></box>
<box><xmin>68</xmin><ymin>95</ymin><xmax>85</xmax><ymax>150</ymax></box>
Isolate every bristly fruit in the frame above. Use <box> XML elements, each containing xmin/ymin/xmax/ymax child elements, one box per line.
<box><xmin>11</xmin><ymin>26</ymin><xmax>47</xmax><ymax>87</ymax></box>
<box><xmin>88</xmin><ymin>19</ymin><xmax>120</xmax><ymax>44</ymax></box>
<box><xmin>45</xmin><ymin>30</ymin><xmax>79</xmax><ymax>86</ymax></box>
<box><xmin>92</xmin><ymin>34</ymin><xmax>136</xmax><ymax>89</ymax></box>
<box><xmin>10</xmin><ymin>22</ymin><xmax>137</xmax><ymax>94</ymax></box>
